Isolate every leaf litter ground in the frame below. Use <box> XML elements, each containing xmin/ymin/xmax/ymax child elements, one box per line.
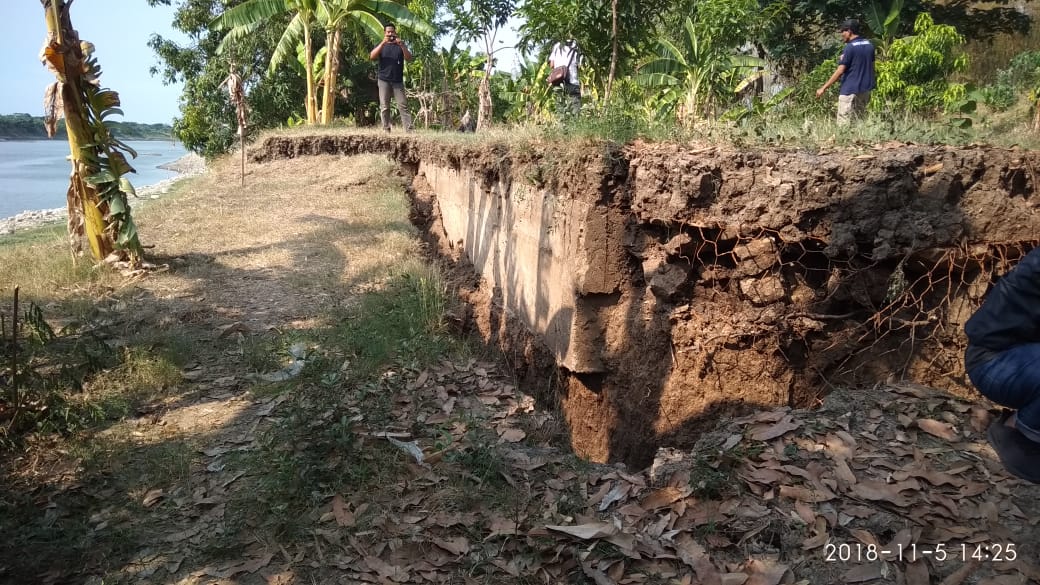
<box><xmin>2</xmin><ymin>150</ymin><xmax>1039</xmax><ymax>585</ymax></box>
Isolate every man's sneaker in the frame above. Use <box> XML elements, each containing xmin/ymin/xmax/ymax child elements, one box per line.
<box><xmin>987</xmin><ymin>411</ymin><xmax>1040</xmax><ymax>483</ymax></box>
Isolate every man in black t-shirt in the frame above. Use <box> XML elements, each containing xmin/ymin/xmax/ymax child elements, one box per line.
<box><xmin>369</xmin><ymin>24</ymin><xmax>413</xmax><ymax>132</ymax></box>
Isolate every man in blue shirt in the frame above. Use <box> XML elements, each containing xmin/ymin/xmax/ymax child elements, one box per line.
<box><xmin>816</xmin><ymin>19</ymin><xmax>876</xmax><ymax>125</ymax></box>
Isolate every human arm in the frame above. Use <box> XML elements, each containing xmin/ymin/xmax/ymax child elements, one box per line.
<box><xmin>369</xmin><ymin>40</ymin><xmax>385</xmax><ymax>61</ymax></box>
<box><xmin>816</xmin><ymin>64</ymin><xmax>846</xmax><ymax>98</ymax></box>
<box><xmin>400</xmin><ymin>39</ymin><xmax>413</xmax><ymax>61</ymax></box>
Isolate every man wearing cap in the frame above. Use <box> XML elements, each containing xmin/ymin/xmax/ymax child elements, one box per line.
<box><xmin>816</xmin><ymin>19</ymin><xmax>876</xmax><ymax>125</ymax></box>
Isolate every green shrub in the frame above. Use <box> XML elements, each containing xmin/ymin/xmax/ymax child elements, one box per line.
<box><xmin>874</xmin><ymin>13</ymin><xmax>968</xmax><ymax>113</ymax></box>
<box><xmin>981</xmin><ymin>50</ymin><xmax>1040</xmax><ymax>110</ymax></box>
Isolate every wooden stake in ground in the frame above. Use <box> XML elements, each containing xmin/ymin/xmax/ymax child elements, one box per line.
<box><xmin>220</xmin><ymin>62</ymin><xmax>249</xmax><ymax>186</ymax></box>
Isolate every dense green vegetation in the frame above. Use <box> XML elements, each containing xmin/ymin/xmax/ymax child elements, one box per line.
<box><xmin>145</xmin><ymin>0</ymin><xmax>1040</xmax><ymax>155</ymax></box>
<box><xmin>0</xmin><ymin>113</ymin><xmax>173</xmax><ymax>140</ymax></box>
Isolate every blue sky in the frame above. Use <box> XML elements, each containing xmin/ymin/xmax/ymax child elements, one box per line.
<box><xmin>0</xmin><ymin>1</ymin><xmax>186</xmax><ymax>124</ymax></box>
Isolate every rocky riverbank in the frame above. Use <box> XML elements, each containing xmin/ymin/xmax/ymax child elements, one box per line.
<box><xmin>0</xmin><ymin>153</ymin><xmax>206</xmax><ymax>236</ymax></box>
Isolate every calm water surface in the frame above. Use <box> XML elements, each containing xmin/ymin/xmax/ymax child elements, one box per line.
<box><xmin>0</xmin><ymin>140</ymin><xmax>186</xmax><ymax>218</ymax></box>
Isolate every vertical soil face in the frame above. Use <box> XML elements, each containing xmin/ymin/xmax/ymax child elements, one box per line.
<box><xmin>254</xmin><ymin>136</ymin><xmax>1040</xmax><ymax>468</ymax></box>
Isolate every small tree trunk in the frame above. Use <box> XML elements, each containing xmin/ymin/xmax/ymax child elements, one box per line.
<box><xmin>477</xmin><ymin>66</ymin><xmax>492</xmax><ymax>130</ymax></box>
<box><xmin>303</xmin><ymin>23</ymin><xmax>317</xmax><ymax>124</ymax></box>
<box><xmin>1034</xmin><ymin>97</ymin><xmax>1040</xmax><ymax>132</ymax></box>
<box><xmin>605</xmin><ymin>0</ymin><xmax>619</xmax><ymax>102</ymax></box>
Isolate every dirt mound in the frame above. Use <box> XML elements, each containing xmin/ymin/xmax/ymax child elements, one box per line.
<box><xmin>253</xmin><ymin>134</ymin><xmax>1040</xmax><ymax>467</ymax></box>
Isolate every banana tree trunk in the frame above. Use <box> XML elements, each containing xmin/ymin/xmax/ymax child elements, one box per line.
<box><xmin>303</xmin><ymin>22</ymin><xmax>318</xmax><ymax>124</ymax></box>
<box><xmin>320</xmin><ymin>28</ymin><xmax>343</xmax><ymax>125</ymax></box>
<box><xmin>42</xmin><ymin>0</ymin><xmax>113</xmax><ymax>261</ymax></box>
<box><xmin>1034</xmin><ymin>97</ymin><xmax>1040</xmax><ymax>132</ymax></box>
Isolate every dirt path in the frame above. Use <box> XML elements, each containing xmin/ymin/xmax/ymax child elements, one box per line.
<box><xmin>3</xmin><ymin>145</ymin><xmax>1040</xmax><ymax>585</ymax></box>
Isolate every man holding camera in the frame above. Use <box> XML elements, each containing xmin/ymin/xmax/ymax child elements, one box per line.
<box><xmin>369</xmin><ymin>23</ymin><xmax>413</xmax><ymax>132</ymax></box>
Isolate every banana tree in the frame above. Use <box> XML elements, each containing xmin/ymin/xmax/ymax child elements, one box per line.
<box><xmin>214</xmin><ymin>0</ymin><xmax>321</xmax><ymax>124</ymax></box>
<box><xmin>40</xmin><ymin>0</ymin><xmax>144</xmax><ymax>265</ymax></box>
<box><xmin>315</xmin><ymin>0</ymin><xmax>431</xmax><ymax>124</ymax></box>
<box><xmin>864</xmin><ymin>0</ymin><xmax>904</xmax><ymax>55</ymax></box>
<box><xmin>632</xmin><ymin>4</ymin><xmax>765</xmax><ymax>125</ymax></box>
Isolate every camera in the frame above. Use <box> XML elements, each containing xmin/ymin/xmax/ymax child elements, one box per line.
<box><xmin>388</xmin><ymin>34</ymin><xmax>397</xmax><ymax>42</ymax></box>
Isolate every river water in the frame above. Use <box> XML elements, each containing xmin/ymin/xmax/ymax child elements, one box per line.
<box><xmin>0</xmin><ymin>140</ymin><xmax>187</xmax><ymax>219</ymax></box>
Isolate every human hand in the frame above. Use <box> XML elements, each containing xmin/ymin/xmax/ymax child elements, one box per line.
<box><xmin>815</xmin><ymin>87</ymin><xmax>825</xmax><ymax>99</ymax></box>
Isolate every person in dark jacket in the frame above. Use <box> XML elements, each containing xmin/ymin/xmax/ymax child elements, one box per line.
<box><xmin>369</xmin><ymin>23</ymin><xmax>413</xmax><ymax>132</ymax></box>
<box><xmin>964</xmin><ymin>246</ymin><xmax>1040</xmax><ymax>483</ymax></box>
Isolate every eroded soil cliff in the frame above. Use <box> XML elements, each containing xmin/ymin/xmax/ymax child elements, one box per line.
<box><xmin>254</xmin><ymin>134</ymin><xmax>1040</xmax><ymax>467</ymax></box>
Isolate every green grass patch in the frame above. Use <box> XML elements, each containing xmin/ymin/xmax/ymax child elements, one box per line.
<box><xmin>0</xmin><ymin>434</ymin><xmax>195</xmax><ymax>581</ymax></box>
<box><xmin>225</xmin><ymin>260</ymin><xmax>466</xmax><ymax>538</ymax></box>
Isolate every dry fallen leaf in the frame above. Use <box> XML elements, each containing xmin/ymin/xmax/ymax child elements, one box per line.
<box><xmin>431</xmin><ymin>536</ymin><xmax>470</xmax><ymax>556</ymax></box>
<box><xmin>546</xmin><ymin>521</ymin><xmax>617</xmax><ymax>540</ymax></box>
<box><xmin>843</xmin><ymin>564</ymin><xmax>882</xmax><ymax>583</ymax></box>
<box><xmin>332</xmin><ymin>494</ymin><xmax>355</xmax><ymax>528</ymax></box>
<box><xmin>675</xmin><ymin>533</ymin><xmax>721</xmax><ymax>585</ymax></box>
<box><xmin>779</xmin><ymin>485</ymin><xmax>836</xmax><ymax>503</ymax></box>
<box><xmin>938</xmin><ymin>560</ymin><xmax>980</xmax><ymax>585</ymax></box>
<box><xmin>917</xmin><ymin>418</ymin><xmax>958</xmax><ymax>441</ymax></box>
<box><xmin>498</xmin><ymin>427</ymin><xmax>526</xmax><ymax>443</ymax></box>
<box><xmin>970</xmin><ymin>407</ymin><xmax>993</xmax><ymax>434</ymax></box>
<box><xmin>582</xmin><ymin>561</ymin><xmax>618</xmax><ymax>585</ymax></box>
<box><xmin>142</xmin><ymin>489</ymin><xmax>164</xmax><ymax>508</ymax></box>
<box><xmin>641</xmin><ymin>486</ymin><xmax>686</xmax><ymax>510</ymax></box>
<box><xmin>801</xmin><ymin>517</ymin><xmax>828</xmax><ymax>550</ymax></box>
<box><xmin>743</xmin><ymin>558</ymin><xmax>788</xmax><ymax>585</ymax></box>
<box><xmin>850</xmin><ymin>480</ymin><xmax>916</xmax><ymax>507</ymax></box>
<box><xmin>750</xmin><ymin>416</ymin><xmax>801</xmax><ymax>441</ymax></box>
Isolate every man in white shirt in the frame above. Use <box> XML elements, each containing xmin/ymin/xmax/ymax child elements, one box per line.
<box><xmin>548</xmin><ymin>39</ymin><xmax>581</xmax><ymax>117</ymax></box>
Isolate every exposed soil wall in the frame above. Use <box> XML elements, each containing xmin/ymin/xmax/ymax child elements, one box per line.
<box><xmin>254</xmin><ymin>135</ymin><xmax>1040</xmax><ymax>467</ymax></box>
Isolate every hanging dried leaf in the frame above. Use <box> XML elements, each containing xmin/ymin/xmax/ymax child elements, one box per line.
<box><xmin>43</xmin><ymin>81</ymin><xmax>64</xmax><ymax>137</ymax></box>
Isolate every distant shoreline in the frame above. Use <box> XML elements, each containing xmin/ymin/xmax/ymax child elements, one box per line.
<box><xmin>0</xmin><ymin>152</ymin><xmax>206</xmax><ymax>237</ymax></box>
<box><xmin>0</xmin><ymin>137</ymin><xmax>176</xmax><ymax>142</ymax></box>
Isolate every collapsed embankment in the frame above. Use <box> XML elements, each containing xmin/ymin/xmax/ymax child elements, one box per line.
<box><xmin>253</xmin><ymin>134</ymin><xmax>1040</xmax><ymax>467</ymax></box>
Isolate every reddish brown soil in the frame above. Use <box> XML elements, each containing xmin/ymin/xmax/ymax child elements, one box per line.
<box><xmin>254</xmin><ymin>135</ymin><xmax>1040</xmax><ymax>468</ymax></box>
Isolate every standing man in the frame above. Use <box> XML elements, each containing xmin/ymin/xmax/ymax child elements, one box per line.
<box><xmin>548</xmin><ymin>39</ymin><xmax>581</xmax><ymax>118</ymax></box>
<box><xmin>369</xmin><ymin>23</ymin><xmax>413</xmax><ymax>133</ymax></box>
<box><xmin>964</xmin><ymin>247</ymin><xmax>1040</xmax><ymax>483</ymax></box>
<box><xmin>815</xmin><ymin>19</ymin><xmax>876</xmax><ymax>125</ymax></box>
